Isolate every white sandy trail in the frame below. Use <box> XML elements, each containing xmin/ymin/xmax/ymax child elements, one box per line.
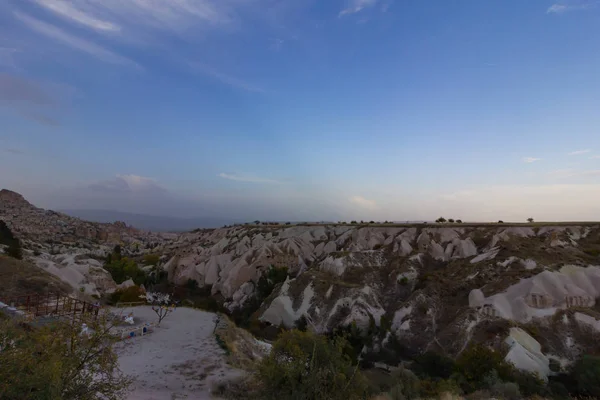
<box><xmin>114</xmin><ymin>306</ymin><xmax>243</xmax><ymax>400</ymax></box>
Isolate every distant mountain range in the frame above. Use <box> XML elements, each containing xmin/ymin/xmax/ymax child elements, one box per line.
<box><xmin>60</xmin><ymin>209</ymin><xmax>235</xmax><ymax>232</ymax></box>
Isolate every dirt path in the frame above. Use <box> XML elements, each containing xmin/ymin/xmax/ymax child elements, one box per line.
<box><xmin>114</xmin><ymin>306</ymin><xmax>243</xmax><ymax>400</ymax></box>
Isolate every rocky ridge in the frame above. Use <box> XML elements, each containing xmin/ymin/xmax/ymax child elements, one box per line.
<box><xmin>3</xmin><ymin>189</ymin><xmax>600</xmax><ymax>378</ymax></box>
<box><xmin>158</xmin><ymin>223</ymin><xmax>600</xmax><ymax>377</ymax></box>
<box><xmin>0</xmin><ymin>189</ymin><xmax>172</xmax><ymax>296</ymax></box>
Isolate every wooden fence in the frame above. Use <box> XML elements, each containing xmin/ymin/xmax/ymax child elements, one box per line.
<box><xmin>0</xmin><ymin>292</ymin><xmax>100</xmax><ymax>322</ymax></box>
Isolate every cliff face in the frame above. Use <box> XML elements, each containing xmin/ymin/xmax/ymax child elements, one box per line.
<box><xmin>161</xmin><ymin>223</ymin><xmax>600</xmax><ymax>373</ymax></box>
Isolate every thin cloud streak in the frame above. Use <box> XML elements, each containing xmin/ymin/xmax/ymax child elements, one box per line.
<box><xmin>14</xmin><ymin>12</ymin><xmax>139</xmax><ymax>68</ymax></box>
<box><xmin>568</xmin><ymin>149</ymin><xmax>592</xmax><ymax>156</ymax></box>
<box><xmin>33</xmin><ymin>0</ymin><xmax>120</xmax><ymax>32</ymax></box>
<box><xmin>523</xmin><ymin>157</ymin><xmax>542</xmax><ymax>163</ymax></box>
<box><xmin>190</xmin><ymin>63</ymin><xmax>264</xmax><ymax>93</ymax></box>
<box><xmin>218</xmin><ymin>173</ymin><xmax>281</xmax><ymax>184</ymax></box>
<box><xmin>339</xmin><ymin>0</ymin><xmax>378</xmax><ymax>16</ymax></box>
<box><xmin>547</xmin><ymin>2</ymin><xmax>598</xmax><ymax>13</ymax></box>
<box><xmin>349</xmin><ymin>195</ymin><xmax>377</xmax><ymax>210</ymax></box>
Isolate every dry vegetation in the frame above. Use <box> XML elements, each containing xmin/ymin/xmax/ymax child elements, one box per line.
<box><xmin>0</xmin><ymin>255</ymin><xmax>72</xmax><ymax>298</ymax></box>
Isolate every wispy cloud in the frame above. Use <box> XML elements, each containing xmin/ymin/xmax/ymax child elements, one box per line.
<box><xmin>14</xmin><ymin>12</ymin><xmax>139</xmax><ymax>68</ymax></box>
<box><xmin>523</xmin><ymin>157</ymin><xmax>542</xmax><ymax>163</ymax></box>
<box><xmin>190</xmin><ymin>63</ymin><xmax>264</xmax><ymax>93</ymax></box>
<box><xmin>568</xmin><ymin>149</ymin><xmax>592</xmax><ymax>156</ymax></box>
<box><xmin>590</xmin><ymin>155</ymin><xmax>600</xmax><ymax>159</ymax></box>
<box><xmin>30</xmin><ymin>0</ymin><xmax>233</xmax><ymax>36</ymax></box>
<box><xmin>218</xmin><ymin>173</ymin><xmax>281</xmax><ymax>184</ymax></box>
<box><xmin>33</xmin><ymin>0</ymin><xmax>120</xmax><ymax>32</ymax></box>
<box><xmin>547</xmin><ymin>1</ymin><xmax>598</xmax><ymax>13</ymax></box>
<box><xmin>349</xmin><ymin>195</ymin><xmax>377</xmax><ymax>210</ymax></box>
<box><xmin>89</xmin><ymin>174</ymin><xmax>167</xmax><ymax>193</ymax></box>
<box><xmin>339</xmin><ymin>0</ymin><xmax>378</xmax><ymax>16</ymax></box>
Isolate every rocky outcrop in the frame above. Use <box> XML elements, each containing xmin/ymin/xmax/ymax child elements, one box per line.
<box><xmin>0</xmin><ymin>189</ymin><xmax>166</xmax><ymax>247</ymax></box>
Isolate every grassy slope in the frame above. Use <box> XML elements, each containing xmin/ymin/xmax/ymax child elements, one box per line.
<box><xmin>0</xmin><ymin>255</ymin><xmax>72</xmax><ymax>299</ymax></box>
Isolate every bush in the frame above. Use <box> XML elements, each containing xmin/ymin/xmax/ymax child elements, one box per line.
<box><xmin>110</xmin><ymin>285</ymin><xmax>143</xmax><ymax>304</ymax></box>
<box><xmin>0</xmin><ymin>316</ymin><xmax>131</xmax><ymax>399</ymax></box>
<box><xmin>489</xmin><ymin>381</ymin><xmax>520</xmax><ymax>400</ymax></box>
<box><xmin>412</xmin><ymin>351</ymin><xmax>456</xmax><ymax>379</ymax></box>
<box><xmin>568</xmin><ymin>355</ymin><xmax>600</xmax><ymax>398</ymax></box>
<box><xmin>387</xmin><ymin>367</ymin><xmax>420</xmax><ymax>400</ymax></box>
<box><xmin>5</xmin><ymin>241</ymin><xmax>23</xmax><ymax>260</ymax></box>
<box><xmin>257</xmin><ymin>330</ymin><xmax>368</xmax><ymax>400</ymax></box>
<box><xmin>454</xmin><ymin>345</ymin><xmax>514</xmax><ymax>392</ymax></box>
<box><xmin>143</xmin><ymin>254</ymin><xmax>160</xmax><ymax>266</ymax></box>
<box><xmin>105</xmin><ymin>256</ymin><xmax>145</xmax><ymax>285</ymax></box>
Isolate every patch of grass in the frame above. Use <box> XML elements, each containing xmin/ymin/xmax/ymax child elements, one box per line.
<box><xmin>0</xmin><ymin>255</ymin><xmax>72</xmax><ymax>298</ymax></box>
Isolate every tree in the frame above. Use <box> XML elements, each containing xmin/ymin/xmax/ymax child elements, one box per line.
<box><xmin>498</xmin><ymin>220</ymin><xmax>504</xmax><ymax>224</ymax></box>
<box><xmin>140</xmin><ymin>292</ymin><xmax>176</xmax><ymax>326</ymax></box>
<box><xmin>0</xmin><ymin>221</ymin><xmax>23</xmax><ymax>260</ymax></box>
<box><xmin>0</xmin><ymin>315</ymin><xmax>131</xmax><ymax>400</ymax></box>
<box><xmin>6</xmin><ymin>239</ymin><xmax>23</xmax><ymax>260</ymax></box>
<box><xmin>254</xmin><ymin>220</ymin><xmax>260</xmax><ymax>225</ymax></box>
<box><xmin>456</xmin><ymin>219</ymin><xmax>463</xmax><ymax>223</ymax></box>
<box><xmin>257</xmin><ymin>330</ymin><xmax>368</xmax><ymax>400</ymax></box>
<box><xmin>448</xmin><ymin>218</ymin><xmax>455</xmax><ymax>223</ymax></box>
<box><xmin>527</xmin><ymin>218</ymin><xmax>534</xmax><ymax>223</ymax></box>
<box><xmin>435</xmin><ymin>217</ymin><xmax>447</xmax><ymax>223</ymax></box>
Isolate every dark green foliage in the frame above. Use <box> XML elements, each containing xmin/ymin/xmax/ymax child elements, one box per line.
<box><xmin>109</xmin><ymin>285</ymin><xmax>143</xmax><ymax>304</ymax></box>
<box><xmin>412</xmin><ymin>351</ymin><xmax>455</xmax><ymax>380</ymax></box>
<box><xmin>568</xmin><ymin>354</ymin><xmax>600</xmax><ymax>398</ymax></box>
<box><xmin>257</xmin><ymin>330</ymin><xmax>368</xmax><ymax>400</ymax></box>
<box><xmin>454</xmin><ymin>345</ymin><xmax>514</xmax><ymax>392</ymax></box>
<box><xmin>215</xmin><ymin>334</ymin><xmax>230</xmax><ymax>355</ymax></box>
<box><xmin>454</xmin><ymin>345</ymin><xmax>547</xmax><ymax>396</ymax></box>
<box><xmin>6</xmin><ymin>240</ymin><xmax>23</xmax><ymax>260</ymax></box>
<box><xmin>186</xmin><ymin>279</ymin><xmax>199</xmax><ymax>291</ymax></box>
<box><xmin>448</xmin><ymin>218</ymin><xmax>455</xmax><ymax>223</ymax></box>
<box><xmin>435</xmin><ymin>217</ymin><xmax>447</xmax><ymax>223</ymax></box>
<box><xmin>0</xmin><ymin>221</ymin><xmax>22</xmax><ymax>260</ymax></box>
<box><xmin>256</xmin><ymin>266</ymin><xmax>288</xmax><ymax>300</ymax></box>
<box><xmin>104</xmin><ymin>247</ymin><xmax>145</xmax><ymax>285</ymax></box>
<box><xmin>294</xmin><ymin>315</ymin><xmax>308</xmax><ymax>331</ymax></box>
<box><xmin>143</xmin><ymin>254</ymin><xmax>160</xmax><ymax>266</ymax></box>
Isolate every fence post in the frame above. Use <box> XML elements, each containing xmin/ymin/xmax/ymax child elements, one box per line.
<box><xmin>55</xmin><ymin>293</ymin><xmax>60</xmax><ymax>314</ymax></box>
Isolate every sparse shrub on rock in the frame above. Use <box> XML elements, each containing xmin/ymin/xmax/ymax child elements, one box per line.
<box><xmin>257</xmin><ymin>330</ymin><xmax>368</xmax><ymax>400</ymax></box>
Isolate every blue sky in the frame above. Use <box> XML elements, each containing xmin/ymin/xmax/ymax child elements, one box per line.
<box><xmin>1</xmin><ymin>0</ymin><xmax>600</xmax><ymax>222</ymax></box>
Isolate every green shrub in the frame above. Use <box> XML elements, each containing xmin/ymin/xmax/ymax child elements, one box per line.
<box><xmin>489</xmin><ymin>381</ymin><xmax>520</xmax><ymax>400</ymax></box>
<box><xmin>143</xmin><ymin>254</ymin><xmax>160</xmax><ymax>266</ymax></box>
<box><xmin>412</xmin><ymin>351</ymin><xmax>456</xmax><ymax>379</ymax></box>
<box><xmin>257</xmin><ymin>330</ymin><xmax>368</xmax><ymax>400</ymax></box>
<box><xmin>387</xmin><ymin>367</ymin><xmax>420</xmax><ymax>400</ymax></box>
<box><xmin>111</xmin><ymin>285</ymin><xmax>143</xmax><ymax>304</ymax></box>
<box><xmin>5</xmin><ymin>241</ymin><xmax>23</xmax><ymax>260</ymax></box>
<box><xmin>568</xmin><ymin>355</ymin><xmax>600</xmax><ymax>398</ymax></box>
<box><xmin>454</xmin><ymin>345</ymin><xmax>514</xmax><ymax>392</ymax></box>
